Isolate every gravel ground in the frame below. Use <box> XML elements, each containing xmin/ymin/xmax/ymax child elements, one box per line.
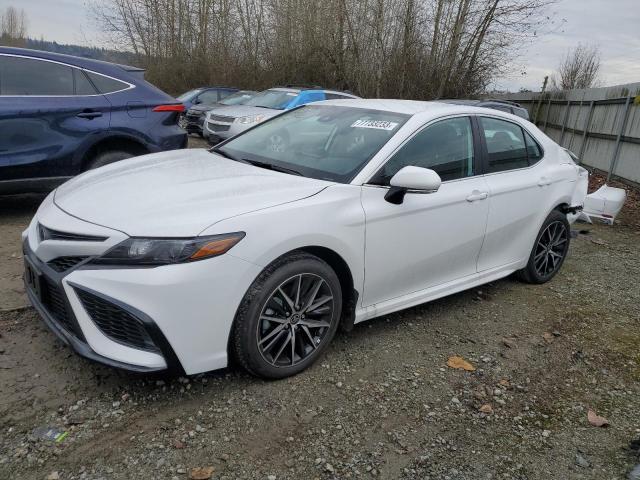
<box><xmin>1</xmin><ymin>153</ymin><xmax>639</xmax><ymax>480</ymax></box>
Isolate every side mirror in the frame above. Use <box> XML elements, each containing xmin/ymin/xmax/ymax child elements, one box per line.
<box><xmin>385</xmin><ymin>166</ymin><xmax>442</xmax><ymax>205</ymax></box>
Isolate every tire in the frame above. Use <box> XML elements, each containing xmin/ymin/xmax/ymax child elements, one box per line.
<box><xmin>88</xmin><ymin>150</ymin><xmax>134</xmax><ymax>170</ymax></box>
<box><xmin>517</xmin><ymin>209</ymin><xmax>571</xmax><ymax>284</ymax></box>
<box><xmin>232</xmin><ymin>251</ymin><xmax>342</xmax><ymax>379</ymax></box>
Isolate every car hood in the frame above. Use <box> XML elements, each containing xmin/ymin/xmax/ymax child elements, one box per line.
<box><xmin>207</xmin><ymin>105</ymin><xmax>281</xmax><ymax>119</ymax></box>
<box><xmin>54</xmin><ymin>149</ymin><xmax>330</xmax><ymax>237</ymax></box>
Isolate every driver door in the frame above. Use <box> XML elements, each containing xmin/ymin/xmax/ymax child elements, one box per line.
<box><xmin>360</xmin><ymin>116</ymin><xmax>490</xmax><ymax>307</ymax></box>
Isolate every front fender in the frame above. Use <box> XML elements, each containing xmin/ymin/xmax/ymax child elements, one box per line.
<box><xmin>200</xmin><ymin>185</ymin><xmax>366</xmax><ymax>300</ymax></box>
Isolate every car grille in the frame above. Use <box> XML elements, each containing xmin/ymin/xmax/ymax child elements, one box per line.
<box><xmin>38</xmin><ymin>224</ymin><xmax>107</xmax><ymax>242</ymax></box>
<box><xmin>209</xmin><ymin>114</ymin><xmax>235</xmax><ymax>123</ymax></box>
<box><xmin>47</xmin><ymin>256</ymin><xmax>88</xmax><ymax>273</ymax></box>
<box><xmin>208</xmin><ymin>122</ymin><xmax>230</xmax><ymax>132</ymax></box>
<box><xmin>42</xmin><ymin>277</ymin><xmax>83</xmax><ymax>339</ymax></box>
<box><xmin>75</xmin><ymin>289</ymin><xmax>160</xmax><ymax>353</ymax></box>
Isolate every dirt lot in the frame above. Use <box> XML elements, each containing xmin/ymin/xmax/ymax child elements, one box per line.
<box><xmin>1</xmin><ymin>154</ymin><xmax>639</xmax><ymax>480</ymax></box>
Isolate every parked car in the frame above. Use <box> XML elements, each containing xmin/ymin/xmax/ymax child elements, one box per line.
<box><xmin>203</xmin><ymin>86</ymin><xmax>359</xmax><ymax>144</ymax></box>
<box><xmin>181</xmin><ymin>90</ymin><xmax>257</xmax><ymax>136</ymax></box>
<box><xmin>0</xmin><ymin>47</ymin><xmax>187</xmax><ymax>195</ymax></box>
<box><xmin>176</xmin><ymin>86</ymin><xmax>239</xmax><ymax>110</ymax></box>
<box><xmin>23</xmin><ymin>99</ymin><xmax>587</xmax><ymax>378</ymax></box>
<box><xmin>442</xmin><ymin>99</ymin><xmax>530</xmax><ymax>120</ymax></box>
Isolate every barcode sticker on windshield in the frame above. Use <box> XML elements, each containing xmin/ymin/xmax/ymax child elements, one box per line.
<box><xmin>351</xmin><ymin>119</ymin><xmax>399</xmax><ymax>131</ymax></box>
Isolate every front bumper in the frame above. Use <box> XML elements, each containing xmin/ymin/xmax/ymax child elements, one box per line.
<box><xmin>181</xmin><ymin>113</ymin><xmax>205</xmax><ymax>134</ymax></box>
<box><xmin>23</xmin><ymin>199</ymin><xmax>262</xmax><ymax>375</ymax></box>
<box><xmin>23</xmin><ymin>240</ymin><xmax>178</xmax><ymax>373</ymax></box>
<box><xmin>203</xmin><ymin>118</ymin><xmax>249</xmax><ymax>141</ymax></box>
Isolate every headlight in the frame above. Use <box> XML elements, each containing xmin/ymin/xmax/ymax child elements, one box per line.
<box><xmin>236</xmin><ymin>114</ymin><xmax>266</xmax><ymax>125</ymax></box>
<box><xmin>92</xmin><ymin>232</ymin><xmax>245</xmax><ymax>266</ymax></box>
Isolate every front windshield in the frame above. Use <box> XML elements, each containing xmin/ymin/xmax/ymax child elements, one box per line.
<box><xmin>220</xmin><ymin>91</ymin><xmax>256</xmax><ymax>106</ymax></box>
<box><xmin>177</xmin><ymin>89</ymin><xmax>203</xmax><ymax>102</ymax></box>
<box><xmin>244</xmin><ymin>90</ymin><xmax>298</xmax><ymax>110</ymax></box>
<box><xmin>215</xmin><ymin>105</ymin><xmax>410</xmax><ymax>183</ymax></box>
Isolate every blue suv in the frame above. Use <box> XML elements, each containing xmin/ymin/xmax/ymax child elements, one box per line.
<box><xmin>0</xmin><ymin>47</ymin><xmax>188</xmax><ymax>194</ymax></box>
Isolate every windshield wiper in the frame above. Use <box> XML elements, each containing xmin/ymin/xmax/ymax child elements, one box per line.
<box><xmin>211</xmin><ymin>148</ymin><xmax>302</xmax><ymax>176</ymax></box>
<box><xmin>211</xmin><ymin>147</ymin><xmax>240</xmax><ymax>162</ymax></box>
<box><xmin>242</xmin><ymin>159</ymin><xmax>303</xmax><ymax>176</ymax></box>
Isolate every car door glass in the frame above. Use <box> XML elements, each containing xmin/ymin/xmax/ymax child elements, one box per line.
<box><xmin>0</xmin><ymin>56</ymin><xmax>74</xmax><ymax>95</ymax></box>
<box><xmin>74</xmin><ymin>69</ymin><xmax>98</xmax><ymax>95</ymax></box>
<box><xmin>197</xmin><ymin>90</ymin><xmax>220</xmax><ymax>104</ymax></box>
<box><xmin>85</xmin><ymin>71</ymin><xmax>129</xmax><ymax>94</ymax></box>
<box><xmin>480</xmin><ymin>117</ymin><xmax>528</xmax><ymax>173</ymax></box>
<box><xmin>524</xmin><ymin>130</ymin><xmax>543</xmax><ymax>164</ymax></box>
<box><xmin>373</xmin><ymin>116</ymin><xmax>475</xmax><ymax>184</ymax></box>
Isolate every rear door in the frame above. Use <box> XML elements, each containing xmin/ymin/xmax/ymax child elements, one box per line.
<box><xmin>0</xmin><ymin>55</ymin><xmax>111</xmax><ymax>182</ymax></box>
<box><xmin>475</xmin><ymin>116</ymin><xmax>548</xmax><ymax>271</ymax></box>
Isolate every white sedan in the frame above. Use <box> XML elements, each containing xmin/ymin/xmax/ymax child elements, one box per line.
<box><xmin>23</xmin><ymin>100</ymin><xmax>588</xmax><ymax>378</ymax></box>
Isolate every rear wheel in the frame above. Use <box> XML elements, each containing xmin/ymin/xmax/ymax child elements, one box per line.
<box><xmin>88</xmin><ymin>150</ymin><xmax>134</xmax><ymax>170</ymax></box>
<box><xmin>517</xmin><ymin>210</ymin><xmax>570</xmax><ymax>284</ymax></box>
<box><xmin>232</xmin><ymin>252</ymin><xmax>342</xmax><ymax>379</ymax></box>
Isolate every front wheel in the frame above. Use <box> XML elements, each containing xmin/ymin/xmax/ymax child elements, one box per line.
<box><xmin>231</xmin><ymin>252</ymin><xmax>342</xmax><ymax>379</ymax></box>
<box><xmin>517</xmin><ymin>210</ymin><xmax>571</xmax><ymax>284</ymax></box>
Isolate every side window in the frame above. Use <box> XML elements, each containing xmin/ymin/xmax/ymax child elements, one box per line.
<box><xmin>197</xmin><ymin>90</ymin><xmax>220</xmax><ymax>104</ymax></box>
<box><xmin>85</xmin><ymin>71</ymin><xmax>129</xmax><ymax>94</ymax></box>
<box><xmin>74</xmin><ymin>69</ymin><xmax>98</xmax><ymax>95</ymax></box>
<box><xmin>480</xmin><ymin>117</ymin><xmax>528</xmax><ymax>173</ymax></box>
<box><xmin>374</xmin><ymin>116</ymin><xmax>475</xmax><ymax>184</ymax></box>
<box><xmin>524</xmin><ymin>131</ymin><xmax>543</xmax><ymax>164</ymax></box>
<box><xmin>0</xmin><ymin>56</ymin><xmax>74</xmax><ymax>95</ymax></box>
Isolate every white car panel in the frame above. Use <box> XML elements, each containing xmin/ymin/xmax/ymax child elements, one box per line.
<box><xmin>360</xmin><ymin>178</ymin><xmax>490</xmax><ymax>307</ymax></box>
<box><xmin>62</xmin><ymin>250</ymin><xmax>263</xmax><ymax>374</ymax></box>
<box><xmin>54</xmin><ymin>149</ymin><xmax>331</xmax><ymax>237</ymax></box>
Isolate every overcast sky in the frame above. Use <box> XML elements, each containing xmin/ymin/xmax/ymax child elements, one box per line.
<box><xmin>5</xmin><ymin>0</ymin><xmax>640</xmax><ymax>93</ymax></box>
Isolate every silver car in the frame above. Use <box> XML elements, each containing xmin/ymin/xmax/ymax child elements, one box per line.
<box><xmin>203</xmin><ymin>87</ymin><xmax>359</xmax><ymax>144</ymax></box>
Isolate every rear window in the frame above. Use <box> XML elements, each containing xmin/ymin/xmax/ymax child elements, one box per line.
<box><xmin>0</xmin><ymin>56</ymin><xmax>74</xmax><ymax>95</ymax></box>
<box><xmin>85</xmin><ymin>71</ymin><xmax>130</xmax><ymax>94</ymax></box>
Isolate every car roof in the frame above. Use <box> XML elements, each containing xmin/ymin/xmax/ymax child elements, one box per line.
<box><xmin>315</xmin><ymin>98</ymin><xmax>463</xmax><ymax>115</ymax></box>
<box><xmin>268</xmin><ymin>87</ymin><xmax>302</xmax><ymax>94</ymax></box>
<box><xmin>201</xmin><ymin>86</ymin><xmax>238</xmax><ymax>90</ymax></box>
<box><xmin>314</xmin><ymin>99</ymin><xmax>535</xmax><ymax>124</ymax></box>
<box><xmin>0</xmin><ymin>46</ymin><xmax>143</xmax><ymax>76</ymax></box>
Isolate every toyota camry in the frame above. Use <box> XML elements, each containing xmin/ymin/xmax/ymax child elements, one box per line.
<box><xmin>23</xmin><ymin>99</ymin><xmax>588</xmax><ymax>378</ymax></box>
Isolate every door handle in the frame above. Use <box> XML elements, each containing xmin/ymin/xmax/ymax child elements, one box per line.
<box><xmin>538</xmin><ymin>177</ymin><xmax>552</xmax><ymax>187</ymax></box>
<box><xmin>76</xmin><ymin>111</ymin><xmax>102</xmax><ymax>119</ymax></box>
<box><xmin>466</xmin><ymin>191</ymin><xmax>489</xmax><ymax>202</ymax></box>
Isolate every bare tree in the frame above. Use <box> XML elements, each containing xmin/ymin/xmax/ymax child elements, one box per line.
<box><xmin>552</xmin><ymin>43</ymin><xmax>600</xmax><ymax>91</ymax></box>
<box><xmin>0</xmin><ymin>5</ymin><xmax>28</xmax><ymax>47</ymax></box>
<box><xmin>93</xmin><ymin>0</ymin><xmax>555</xmax><ymax>98</ymax></box>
